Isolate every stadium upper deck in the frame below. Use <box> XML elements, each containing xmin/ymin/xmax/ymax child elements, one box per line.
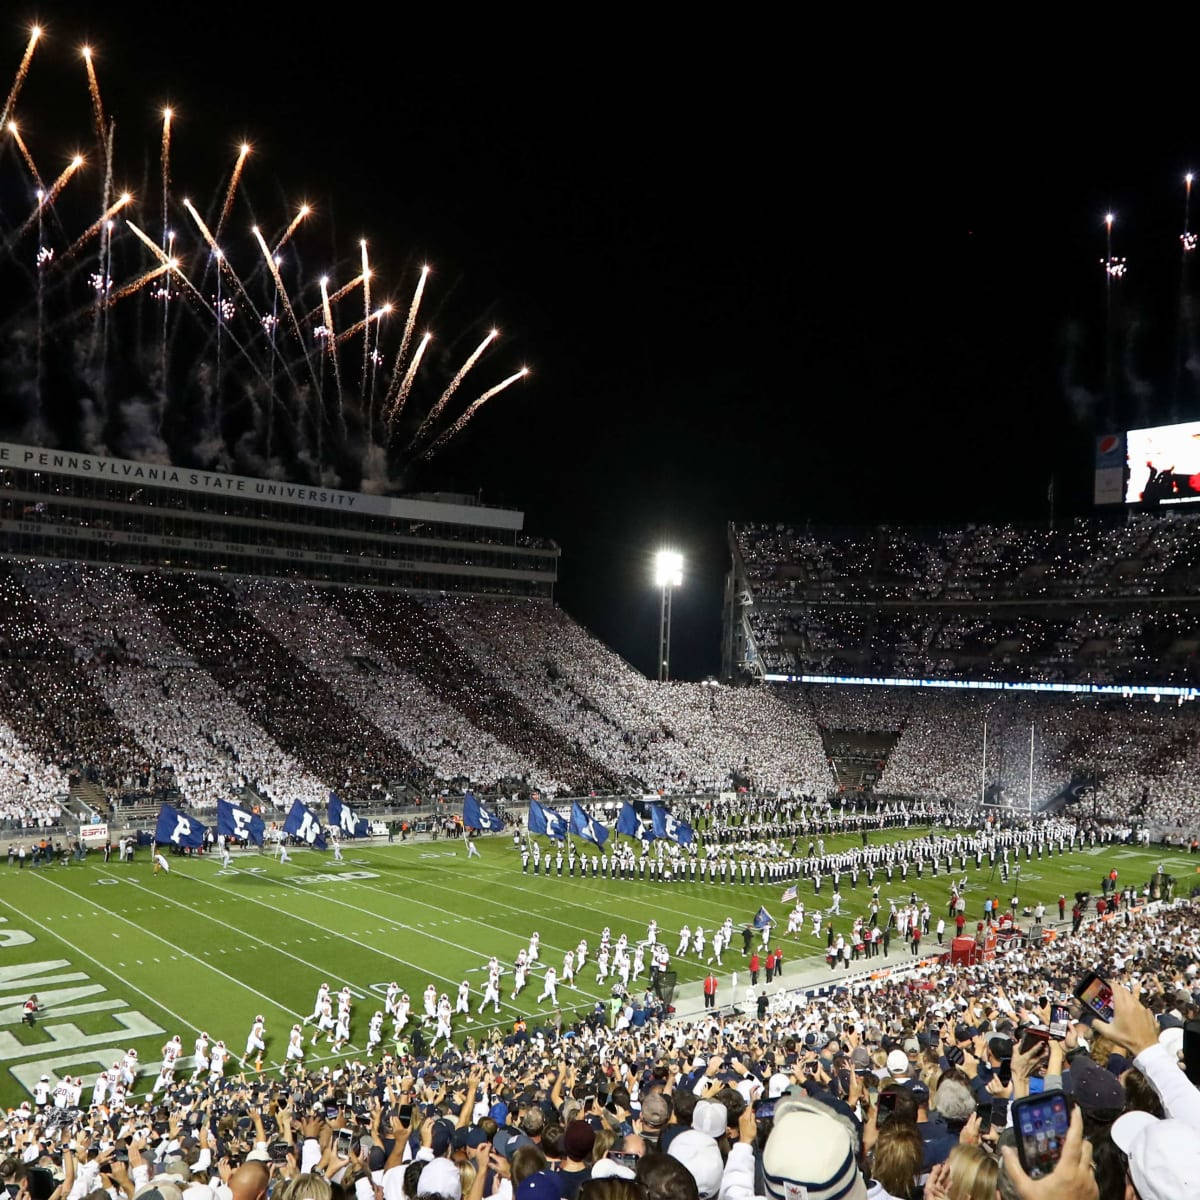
<box><xmin>0</xmin><ymin>441</ymin><xmax>557</xmax><ymax>596</ymax></box>
<box><xmin>724</xmin><ymin>513</ymin><xmax>1200</xmax><ymax>685</ymax></box>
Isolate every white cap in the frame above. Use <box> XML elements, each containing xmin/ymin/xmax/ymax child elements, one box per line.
<box><xmin>1112</xmin><ymin>1114</ymin><xmax>1200</xmax><ymax>1200</ymax></box>
<box><xmin>886</xmin><ymin>1049</ymin><xmax>909</xmax><ymax>1075</ymax></box>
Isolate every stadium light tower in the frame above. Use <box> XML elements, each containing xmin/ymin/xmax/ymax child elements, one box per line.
<box><xmin>654</xmin><ymin>549</ymin><xmax>683</xmax><ymax>682</ymax></box>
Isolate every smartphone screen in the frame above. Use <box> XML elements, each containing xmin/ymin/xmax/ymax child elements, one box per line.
<box><xmin>996</xmin><ymin>1059</ymin><xmax>1012</xmax><ymax>1087</ymax></box>
<box><xmin>1014</xmin><ymin>1091</ymin><xmax>1069</xmax><ymax>1180</ymax></box>
<box><xmin>397</xmin><ymin>1104</ymin><xmax>413</xmax><ymax>1124</ymax></box>
<box><xmin>1074</xmin><ymin>972</ymin><xmax>1115</xmax><ymax>1022</ymax></box>
<box><xmin>974</xmin><ymin>1101</ymin><xmax>992</xmax><ymax>1134</ymax></box>
<box><xmin>1049</xmin><ymin>1005</ymin><xmax>1070</xmax><ymax>1039</ymax></box>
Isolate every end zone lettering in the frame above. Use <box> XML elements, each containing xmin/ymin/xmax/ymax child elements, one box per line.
<box><xmin>0</xmin><ymin>931</ymin><xmax>163</xmax><ymax>1095</ymax></box>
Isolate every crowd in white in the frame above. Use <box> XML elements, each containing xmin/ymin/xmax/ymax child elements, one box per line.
<box><xmin>19</xmin><ymin>563</ymin><xmax>328</xmax><ymax>812</ymax></box>
<box><xmin>0</xmin><ymin>716</ymin><xmax>65</xmax><ymax>828</ymax></box>
<box><xmin>431</xmin><ymin>597</ymin><xmax>831</xmax><ymax>795</ymax></box>
<box><xmin>1</xmin><ymin>557</ymin><xmax>1199</xmax><ymax>835</ymax></box>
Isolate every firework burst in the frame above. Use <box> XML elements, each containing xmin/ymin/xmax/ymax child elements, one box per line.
<box><xmin>0</xmin><ymin>27</ymin><xmax>530</xmax><ymax>488</ymax></box>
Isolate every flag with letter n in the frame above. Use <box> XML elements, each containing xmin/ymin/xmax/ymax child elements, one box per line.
<box><xmin>463</xmin><ymin>792</ymin><xmax>502</xmax><ymax>831</ymax></box>
<box><xmin>528</xmin><ymin>798</ymin><xmax>567</xmax><ymax>841</ymax></box>
<box><xmin>570</xmin><ymin>801</ymin><xmax>609</xmax><ymax>847</ymax></box>
<box><xmin>217</xmin><ymin>799</ymin><xmax>265</xmax><ymax>846</ymax></box>
<box><xmin>752</xmin><ymin>904</ymin><xmax>774</xmax><ymax>930</ymax></box>
<box><xmin>154</xmin><ymin>803</ymin><xmax>207</xmax><ymax>849</ymax></box>
<box><xmin>650</xmin><ymin>803</ymin><xmax>695</xmax><ymax>846</ymax></box>
<box><xmin>284</xmin><ymin>799</ymin><xmax>327</xmax><ymax>848</ymax></box>
<box><xmin>328</xmin><ymin>792</ymin><xmax>369</xmax><ymax>837</ymax></box>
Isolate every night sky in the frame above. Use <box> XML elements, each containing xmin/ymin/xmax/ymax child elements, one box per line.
<box><xmin>7</xmin><ymin>10</ymin><xmax>1200</xmax><ymax>679</ymax></box>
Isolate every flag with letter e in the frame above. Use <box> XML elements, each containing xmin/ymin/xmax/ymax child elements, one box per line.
<box><xmin>464</xmin><ymin>792</ymin><xmax>502</xmax><ymax>831</ymax></box>
<box><xmin>283</xmin><ymin>799</ymin><xmax>327</xmax><ymax>848</ymax></box>
<box><xmin>650</xmin><ymin>804</ymin><xmax>695</xmax><ymax>846</ymax></box>
<box><xmin>217</xmin><ymin>799</ymin><xmax>265</xmax><ymax>846</ymax></box>
<box><xmin>155</xmin><ymin>803</ymin><xmax>207</xmax><ymax>848</ymax></box>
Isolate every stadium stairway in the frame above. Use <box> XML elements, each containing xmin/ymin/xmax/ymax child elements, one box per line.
<box><xmin>819</xmin><ymin>728</ymin><xmax>899</xmax><ymax>793</ymax></box>
<box><xmin>67</xmin><ymin>778</ymin><xmax>109</xmax><ymax>818</ymax></box>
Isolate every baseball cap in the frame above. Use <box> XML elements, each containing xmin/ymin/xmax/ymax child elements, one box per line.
<box><xmin>640</xmin><ymin>1090</ymin><xmax>671</xmax><ymax>1128</ymax></box>
<box><xmin>562</xmin><ymin>1119</ymin><xmax>595</xmax><ymax>1161</ymax></box>
<box><xmin>885</xmin><ymin>1049</ymin><xmax>909</xmax><ymax>1076</ymax></box>
<box><xmin>691</xmin><ymin>1100</ymin><xmax>728</xmax><ymax>1139</ymax></box>
<box><xmin>1069</xmin><ymin>1056</ymin><xmax>1125</xmax><ymax>1112</ymax></box>
<box><xmin>767</xmin><ymin>1072</ymin><xmax>792</xmax><ymax>1099</ymax></box>
<box><xmin>1112</xmin><ymin>1114</ymin><xmax>1200</xmax><ymax>1200</ymax></box>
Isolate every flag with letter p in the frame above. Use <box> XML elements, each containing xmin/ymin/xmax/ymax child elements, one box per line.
<box><xmin>284</xmin><ymin>799</ymin><xmax>327</xmax><ymax>848</ymax></box>
<box><xmin>617</xmin><ymin>801</ymin><xmax>654</xmax><ymax>843</ymax></box>
<box><xmin>650</xmin><ymin>804</ymin><xmax>695</xmax><ymax>846</ymax></box>
<box><xmin>155</xmin><ymin>803</ymin><xmax>207</xmax><ymax>849</ymax></box>
<box><xmin>570</xmin><ymin>802</ymin><xmax>609</xmax><ymax>847</ymax></box>
<box><xmin>528</xmin><ymin>798</ymin><xmax>567</xmax><ymax>841</ymax></box>
<box><xmin>463</xmin><ymin>792</ymin><xmax>502</xmax><ymax>831</ymax></box>
<box><xmin>217</xmin><ymin>799</ymin><xmax>265</xmax><ymax>846</ymax></box>
<box><xmin>752</xmin><ymin>904</ymin><xmax>774</xmax><ymax>930</ymax></box>
<box><xmin>328</xmin><ymin>792</ymin><xmax>369</xmax><ymax>838</ymax></box>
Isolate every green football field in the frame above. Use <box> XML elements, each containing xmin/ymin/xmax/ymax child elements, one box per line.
<box><xmin>0</xmin><ymin>829</ymin><xmax>1191</xmax><ymax>1105</ymax></box>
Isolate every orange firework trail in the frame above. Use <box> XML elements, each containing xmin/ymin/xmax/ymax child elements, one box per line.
<box><xmin>418</xmin><ymin>369</ymin><xmax>528</xmax><ymax>461</ymax></box>
<box><xmin>181</xmin><ymin>196</ymin><xmax>219</xmax><ymax>254</ymax></box>
<box><xmin>252</xmin><ymin>223</ymin><xmax>321</xmax><ymax>397</ymax></box>
<box><xmin>81</xmin><ymin>46</ymin><xmax>107</xmax><ymax>153</ymax></box>
<box><xmin>383</xmin><ymin>264</ymin><xmax>430</xmax><ymax>415</ymax></box>
<box><xmin>319</xmin><ymin>274</ymin><xmax>344</xmax><ymax>405</ymax></box>
<box><xmin>274</xmin><ymin>203</ymin><xmax>309</xmax><ymax>253</ymax></box>
<box><xmin>7</xmin><ymin>122</ymin><xmax>45</xmax><ymax>191</ymax></box>
<box><xmin>12</xmin><ymin>154</ymin><xmax>83</xmax><ymax>242</ymax></box>
<box><xmin>314</xmin><ymin>271</ymin><xmax>364</xmax><ymax>312</ymax></box>
<box><xmin>160</xmin><ymin>108</ymin><xmax>172</xmax><ymax>244</ymax></box>
<box><xmin>407</xmin><ymin>327</ymin><xmax>498</xmax><ymax>448</ymax></box>
<box><xmin>1</xmin><ymin>25</ymin><xmax>41</xmax><ymax>131</ymax></box>
<box><xmin>181</xmin><ymin>197</ymin><xmax>263</xmax><ymax>323</ymax></box>
<box><xmin>389</xmin><ymin>330</ymin><xmax>432</xmax><ymax>422</ymax></box>
<box><xmin>360</xmin><ymin>239</ymin><xmax>371</xmax><ymax>394</ymax></box>
<box><xmin>104</xmin><ymin>262</ymin><xmax>171</xmax><ymax>307</ymax></box>
<box><xmin>214</xmin><ymin>141</ymin><xmax>250</xmax><ymax>242</ymax></box>
<box><xmin>334</xmin><ymin>303</ymin><xmax>389</xmax><ymax>346</ymax></box>
<box><xmin>61</xmin><ymin>190</ymin><xmax>131</xmax><ymax>261</ymax></box>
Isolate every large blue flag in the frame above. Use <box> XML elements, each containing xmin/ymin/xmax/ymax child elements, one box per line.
<box><xmin>752</xmin><ymin>904</ymin><xmax>775</xmax><ymax>930</ymax></box>
<box><xmin>155</xmin><ymin>803</ymin><xmax>207</xmax><ymax>849</ymax></box>
<box><xmin>650</xmin><ymin>804</ymin><xmax>695</xmax><ymax>846</ymax></box>
<box><xmin>528</xmin><ymin>798</ymin><xmax>567</xmax><ymax>841</ymax></box>
<box><xmin>216</xmin><ymin>799</ymin><xmax>265</xmax><ymax>846</ymax></box>
<box><xmin>463</xmin><ymin>792</ymin><xmax>503</xmax><ymax>832</ymax></box>
<box><xmin>283</xmin><ymin>799</ymin><xmax>327</xmax><ymax>849</ymax></box>
<box><xmin>328</xmin><ymin>792</ymin><xmax>369</xmax><ymax>838</ymax></box>
<box><xmin>570</xmin><ymin>802</ymin><xmax>610</xmax><ymax>847</ymax></box>
<box><xmin>617</xmin><ymin>801</ymin><xmax>654</xmax><ymax>843</ymax></box>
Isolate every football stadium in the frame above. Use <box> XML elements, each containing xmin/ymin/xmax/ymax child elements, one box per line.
<box><xmin>1</xmin><ymin>19</ymin><xmax>1199</xmax><ymax>1200</ymax></box>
